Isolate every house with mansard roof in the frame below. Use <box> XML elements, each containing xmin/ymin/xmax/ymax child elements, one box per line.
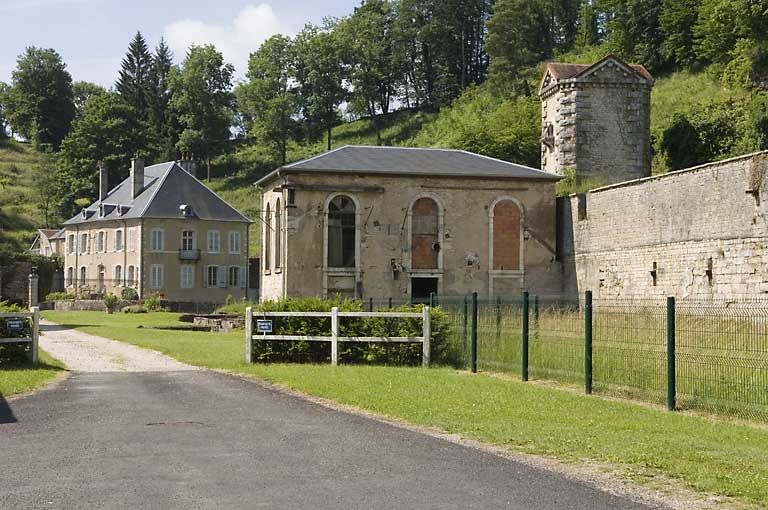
<box><xmin>62</xmin><ymin>158</ymin><xmax>251</xmax><ymax>302</ymax></box>
<box><xmin>256</xmin><ymin>145</ymin><xmax>561</xmax><ymax>302</ymax></box>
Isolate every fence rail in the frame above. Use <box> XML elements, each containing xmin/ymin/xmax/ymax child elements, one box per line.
<box><xmin>245</xmin><ymin>307</ymin><xmax>431</xmax><ymax>367</ymax></box>
<box><xmin>0</xmin><ymin>307</ymin><xmax>40</xmax><ymax>364</ymax></box>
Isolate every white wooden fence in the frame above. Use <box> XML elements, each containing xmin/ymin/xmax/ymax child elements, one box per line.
<box><xmin>245</xmin><ymin>306</ymin><xmax>431</xmax><ymax>367</ymax></box>
<box><xmin>0</xmin><ymin>307</ymin><xmax>40</xmax><ymax>364</ymax></box>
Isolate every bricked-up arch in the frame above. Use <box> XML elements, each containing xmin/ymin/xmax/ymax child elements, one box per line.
<box><xmin>327</xmin><ymin>195</ymin><xmax>356</xmax><ymax>268</ymax></box>
<box><xmin>492</xmin><ymin>199</ymin><xmax>522</xmax><ymax>271</ymax></box>
<box><xmin>411</xmin><ymin>197</ymin><xmax>439</xmax><ymax>270</ymax></box>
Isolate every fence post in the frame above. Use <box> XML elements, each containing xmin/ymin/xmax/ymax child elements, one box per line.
<box><xmin>522</xmin><ymin>291</ymin><xmax>529</xmax><ymax>381</ymax></box>
<box><xmin>470</xmin><ymin>292</ymin><xmax>478</xmax><ymax>373</ymax></box>
<box><xmin>31</xmin><ymin>306</ymin><xmax>39</xmax><ymax>365</ymax></box>
<box><xmin>667</xmin><ymin>296</ymin><xmax>676</xmax><ymax>411</ymax></box>
<box><xmin>369</xmin><ymin>297</ymin><xmax>373</xmax><ymax>312</ymax></box>
<box><xmin>422</xmin><ymin>306</ymin><xmax>431</xmax><ymax>367</ymax></box>
<box><xmin>584</xmin><ymin>291</ymin><xmax>593</xmax><ymax>395</ymax></box>
<box><xmin>388</xmin><ymin>297</ymin><xmax>393</xmax><ymax>309</ymax></box>
<box><xmin>533</xmin><ymin>294</ymin><xmax>540</xmax><ymax>338</ymax></box>
<box><xmin>429</xmin><ymin>292</ymin><xmax>435</xmax><ymax>308</ymax></box>
<box><xmin>495</xmin><ymin>295</ymin><xmax>502</xmax><ymax>338</ymax></box>
<box><xmin>331</xmin><ymin>307</ymin><xmax>339</xmax><ymax>366</ymax></box>
<box><xmin>245</xmin><ymin>307</ymin><xmax>253</xmax><ymax>363</ymax></box>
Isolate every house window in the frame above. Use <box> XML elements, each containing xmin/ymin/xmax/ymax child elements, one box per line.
<box><xmin>181</xmin><ymin>265</ymin><xmax>194</xmax><ymax>289</ymax></box>
<box><xmin>206</xmin><ymin>265</ymin><xmax>225</xmax><ymax>287</ymax></box>
<box><xmin>67</xmin><ymin>267</ymin><xmax>74</xmax><ymax>286</ymax></box>
<box><xmin>264</xmin><ymin>204</ymin><xmax>271</xmax><ymax>271</ymax></box>
<box><xmin>114</xmin><ymin>265</ymin><xmax>122</xmax><ymax>286</ymax></box>
<box><xmin>492</xmin><ymin>199</ymin><xmax>522</xmax><ymax>271</ymax></box>
<box><xmin>79</xmin><ymin>266</ymin><xmax>87</xmax><ymax>285</ymax></box>
<box><xmin>327</xmin><ymin>195</ymin><xmax>356</xmax><ymax>268</ymax></box>
<box><xmin>96</xmin><ymin>231</ymin><xmax>106</xmax><ymax>252</ymax></box>
<box><xmin>207</xmin><ymin>230</ymin><xmax>220</xmax><ymax>253</ymax></box>
<box><xmin>126</xmin><ymin>265</ymin><xmax>136</xmax><ymax>286</ymax></box>
<box><xmin>274</xmin><ymin>199</ymin><xmax>281</xmax><ymax>270</ymax></box>
<box><xmin>182</xmin><ymin>230</ymin><xmax>195</xmax><ymax>251</ymax></box>
<box><xmin>228</xmin><ymin>266</ymin><xmax>240</xmax><ymax>287</ymax></box>
<box><xmin>114</xmin><ymin>230</ymin><xmax>124</xmax><ymax>251</ymax></box>
<box><xmin>127</xmin><ymin>228</ymin><xmax>136</xmax><ymax>251</ymax></box>
<box><xmin>229</xmin><ymin>231</ymin><xmax>241</xmax><ymax>254</ymax></box>
<box><xmin>411</xmin><ymin>197</ymin><xmax>439</xmax><ymax>270</ymax></box>
<box><xmin>80</xmin><ymin>233</ymin><xmax>89</xmax><ymax>254</ymax></box>
<box><xmin>67</xmin><ymin>234</ymin><xmax>75</xmax><ymax>254</ymax></box>
<box><xmin>287</xmin><ymin>188</ymin><xmax>296</xmax><ymax>205</ymax></box>
<box><xmin>151</xmin><ymin>229</ymin><xmax>164</xmax><ymax>251</ymax></box>
<box><xmin>150</xmin><ymin>264</ymin><xmax>164</xmax><ymax>289</ymax></box>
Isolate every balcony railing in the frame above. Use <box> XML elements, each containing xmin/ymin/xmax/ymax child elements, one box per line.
<box><xmin>178</xmin><ymin>248</ymin><xmax>201</xmax><ymax>261</ymax></box>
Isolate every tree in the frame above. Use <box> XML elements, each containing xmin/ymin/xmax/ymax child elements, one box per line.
<box><xmin>148</xmin><ymin>38</ymin><xmax>177</xmax><ymax>160</ymax></box>
<box><xmin>33</xmin><ymin>149</ymin><xmax>61</xmax><ymax>227</ymax></box>
<box><xmin>170</xmin><ymin>44</ymin><xmax>234</xmax><ymax>180</ymax></box>
<box><xmin>659</xmin><ymin>0</ymin><xmax>700</xmax><ymax>68</ymax></box>
<box><xmin>4</xmin><ymin>47</ymin><xmax>75</xmax><ymax>150</ymax></box>
<box><xmin>57</xmin><ymin>93</ymin><xmax>148</xmax><ymax>216</ymax></box>
<box><xmin>0</xmin><ymin>81</ymin><xmax>9</xmax><ymax>138</ymax></box>
<box><xmin>73</xmin><ymin>81</ymin><xmax>106</xmax><ymax>120</ymax></box>
<box><xmin>599</xmin><ymin>0</ymin><xmax>665</xmax><ymax>72</ymax></box>
<box><xmin>115</xmin><ymin>32</ymin><xmax>154</xmax><ymax>120</ymax></box>
<box><xmin>486</xmin><ymin>0</ymin><xmax>550</xmax><ymax>82</ymax></box>
<box><xmin>237</xmin><ymin>34</ymin><xmax>297</xmax><ymax>165</ymax></box>
<box><xmin>293</xmin><ymin>24</ymin><xmax>347</xmax><ymax>150</ymax></box>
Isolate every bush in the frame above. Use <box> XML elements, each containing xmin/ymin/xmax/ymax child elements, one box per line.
<box><xmin>143</xmin><ymin>293</ymin><xmax>164</xmax><ymax>312</ymax></box>
<box><xmin>120</xmin><ymin>287</ymin><xmax>139</xmax><ymax>301</ymax></box>
<box><xmin>122</xmin><ymin>305</ymin><xmax>148</xmax><ymax>314</ymax></box>
<box><xmin>248</xmin><ymin>297</ymin><xmax>450</xmax><ymax>366</ymax></box>
<box><xmin>45</xmin><ymin>292</ymin><xmax>75</xmax><ymax>301</ymax></box>
<box><xmin>103</xmin><ymin>293</ymin><xmax>118</xmax><ymax>311</ymax></box>
<box><xmin>0</xmin><ymin>300</ymin><xmax>30</xmax><ymax>364</ymax></box>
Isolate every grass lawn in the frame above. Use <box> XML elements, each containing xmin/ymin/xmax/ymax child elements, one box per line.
<box><xmin>43</xmin><ymin>310</ymin><xmax>768</xmax><ymax>508</ymax></box>
<box><xmin>0</xmin><ymin>351</ymin><xmax>65</xmax><ymax>397</ymax></box>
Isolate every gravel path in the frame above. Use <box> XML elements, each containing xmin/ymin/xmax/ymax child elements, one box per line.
<box><xmin>38</xmin><ymin>321</ymin><xmax>197</xmax><ymax>373</ymax></box>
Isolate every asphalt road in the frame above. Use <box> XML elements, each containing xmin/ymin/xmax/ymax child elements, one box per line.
<box><xmin>0</xmin><ymin>327</ymin><xmax>668</xmax><ymax>509</ymax></box>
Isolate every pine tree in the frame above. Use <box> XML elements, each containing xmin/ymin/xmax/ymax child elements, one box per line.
<box><xmin>116</xmin><ymin>31</ymin><xmax>153</xmax><ymax>120</ymax></box>
<box><xmin>148</xmin><ymin>38</ymin><xmax>176</xmax><ymax>160</ymax></box>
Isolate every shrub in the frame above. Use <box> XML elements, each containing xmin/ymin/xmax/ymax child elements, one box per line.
<box><xmin>0</xmin><ymin>300</ymin><xmax>30</xmax><ymax>363</ymax></box>
<box><xmin>103</xmin><ymin>293</ymin><xmax>119</xmax><ymax>311</ymax></box>
<box><xmin>122</xmin><ymin>305</ymin><xmax>148</xmax><ymax>314</ymax></box>
<box><xmin>45</xmin><ymin>292</ymin><xmax>75</xmax><ymax>301</ymax></box>
<box><xmin>120</xmin><ymin>287</ymin><xmax>139</xmax><ymax>301</ymax></box>
<box><xmin>248</xmin><ymin>297</ymin><xmax>451</xmax><ymax>366</ymax></box>
<box><xmin>143</xmin><ymin>293</ymin><xmax>164</xmax><ymax>312</ymax></box>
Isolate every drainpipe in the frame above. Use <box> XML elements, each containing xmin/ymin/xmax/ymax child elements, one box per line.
<box><xmin>139</xmin><ymin>219</ymin><xmax>144</xmax><ymax>299</ymax></box>
<box><xmin>122</xmin><ymin>220</ymin><xmax>128</xmax><ymax>287</ymax></box>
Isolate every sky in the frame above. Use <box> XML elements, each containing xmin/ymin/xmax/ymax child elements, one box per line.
<box><xmin>0</xmin><ymin>0</ymin><xmax>361</xmax><ymax>88</ymax></box>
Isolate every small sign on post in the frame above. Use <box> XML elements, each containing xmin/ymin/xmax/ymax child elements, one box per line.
<box><xmin>6</xmin><ymin>318</ymin><xmax>25</xmax><ymax>331</ymax></box>
<box><xmin>256</xmin><ymin>319</ymin><xmax>273</xmax><ymax>333</ymax></box>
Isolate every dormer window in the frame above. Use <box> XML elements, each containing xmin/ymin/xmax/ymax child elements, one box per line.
<box><xmin>81</xmin><ymin>208</ymin><xmax>88</xmax><ymax>219</ymax></box>
<box><xmin>180</xmin><ymin>204</ymin><xmax>194</xmax><ymax>217</ymax></box>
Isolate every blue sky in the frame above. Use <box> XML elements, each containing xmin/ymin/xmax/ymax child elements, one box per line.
<box><xmin>0</xmin><ymin>0</ymin><xmax>360</xmax><ymax>87</ymax></box>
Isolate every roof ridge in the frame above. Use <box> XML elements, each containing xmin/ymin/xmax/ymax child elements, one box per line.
<box><xmin>458</xmin><ymin>150</ymin><xmax>548</xmax><ymax>174</ymax></box>
<box><xmin>137</xmin><ymin>162</ymin><xmax>174</xmax><ymax>217</ymax></box>
<box><xmin>284</xmin><ymin>145</ymin><xmax>349</xmax><ymax>169</ymax></box>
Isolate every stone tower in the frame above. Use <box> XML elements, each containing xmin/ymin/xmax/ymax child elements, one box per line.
<box><xmin>538</xmin><ymin>55</ymin><xmax>654</xmax><ymax>185</ymax></box>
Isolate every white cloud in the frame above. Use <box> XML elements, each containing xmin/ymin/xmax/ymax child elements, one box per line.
<box><xmin>164</xmin><ymin>3</ymin><xmax>288</xmax><ymax>78</ymax></box>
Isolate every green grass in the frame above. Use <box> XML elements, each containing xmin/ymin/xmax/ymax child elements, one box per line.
<box><xmin>0</xmin><ymin>351</ymin><xmax>65</xmax><ymax>397</ymax></box>
<box><xmin>0</xmin><ymin>139</ymin><xmax>41</xmax><ymax>252</ymax></box>
<box><xmin>41</xmin><ymin>309</ymin><xmax>768</xmax><ymax>507</ymax></box>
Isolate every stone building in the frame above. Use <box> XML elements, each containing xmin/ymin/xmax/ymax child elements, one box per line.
<box><xmin>62</xmin><ymin>159</ymin><xmax>251</xmax><ymax>302</ymax></box>
<box><xmin>257</xmin><ymin>146</ymin><xmax>560</xmax><ymax>301</ymax></box>
<box><xmin>27</xmin><ymin>228</ymin><xmax>65</xmax><ymax>257</ymax></box>
<box><xmin>539</xmin><ymin>55</ymin><xmax>653</xmax><ymax>185</ymax></box>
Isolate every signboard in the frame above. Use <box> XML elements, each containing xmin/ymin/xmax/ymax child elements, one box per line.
<box><xmin>256</xmin><ymin>320</ymin><xmax>273</xmax><ymax>333</ymax></box>
<box><xmin>5</xmin><ymin>318</ymin><xmax>25</xmax><ymax>331</ymax></box>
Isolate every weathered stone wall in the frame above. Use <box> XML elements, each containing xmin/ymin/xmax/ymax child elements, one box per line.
<box><xmin>559</xmin><ymin>151</ymin><xmax>768</xmax><ymax>300</ymax></box>
<box><xmin>0</xmin><ymin>262</ymin><xmax>32</xmax><ymax>306</ymax></box>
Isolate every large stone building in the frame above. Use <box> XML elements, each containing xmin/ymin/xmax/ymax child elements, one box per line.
<box><xmin>539</xmin><ymin>55</ymin><xmax>653</xmax><ymax>185</ymax></box>
<box><xmin>257</xmin><ymin>146</ymin><xmax>560</xmax><ymax>301</ymax></box>
<box><xmin>62</xmin><ymin>159</ymin><xmax>251</xmax><ymax>302</ymax></box>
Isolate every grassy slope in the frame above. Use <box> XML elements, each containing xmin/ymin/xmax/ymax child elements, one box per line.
<box><xmin>0</xmin><ymin>140</ymin><xmax>41</xmax><ymax>252</ymax></box>
<box><xmin>42</xmin><ymin>309</ymin><xmax>768</xmax><ymax>508</ymax></box>
<box><xmin>0</xmin><ymin>351</ymin><xmax>65</xmax><ymax>397</ymax></box>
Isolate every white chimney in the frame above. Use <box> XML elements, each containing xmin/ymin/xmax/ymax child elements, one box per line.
<box><xmin>178</xmin><ymin>158</ymin><xmax>197</xmax><ymax>178</ymax></box>
<box><xmin>99</xmin><ymin>163</ymin><xmax>108</xmax><ymax>202</ymax></box>
<box><xmin>130</xmin><ymin>158</ymin><xmax>144</xmax><ymax>199</ymax></box>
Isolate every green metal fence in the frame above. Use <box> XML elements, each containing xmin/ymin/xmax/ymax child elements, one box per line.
<box><xmin>365</xmin><ymin>292</ymin><xmax>768</xmax><ymax>422</ymax></box>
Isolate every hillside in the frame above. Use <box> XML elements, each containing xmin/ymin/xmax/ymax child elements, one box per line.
<box><xmin>0</xmin><ymin>140</ymin><xmax>42</xmax><ymax>259</ymax></box>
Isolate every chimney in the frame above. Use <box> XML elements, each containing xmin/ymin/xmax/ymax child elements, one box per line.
<box><xmin>131</xmin><ymin>157</ymin><xmax>144</xmax><ymax>199</ymax></box>
<box><xmin>98</xmin><ymin>163</ymin><xmax>108</xmax><ymax>202</ymax></box>
<box><xmin>179</xmin><ymin>153</ymin><xmax>197</xmax><ymax>178</ymax></box>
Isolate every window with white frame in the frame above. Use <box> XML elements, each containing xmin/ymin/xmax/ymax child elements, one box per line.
<box><xmin>114</xmin><ymin>265</ymin><xmax>122</xmax><ymax>285</ymax></box>
<box><xmin>207</xmin><ymin>230</ymin><xmax>220</xmax><ymax>253</ymax></box>
<box><xmin>80</xmin><ymin>233</ymin><xmax>89</xmax><ymax>254</ymax></box>
<box><xmin>127</xmin><ymin>228</ymin><xmax>136</xmax><ymax>251</ymax></box>
<box><xmin>206</xmin><ymin>265</ymin><xmax>219</xmax><ymax>287</ymax></box>
<box><xmin>181</xmin><ymin>230</ymin><xmax>195</xmax><ymax>251</ymax></box>
<box><xmin>126</xmin><ymin>265</ymin><xmax>135</xmax><ymax>286</ymax></box>
<box><xmin>67</xmin><ymin>234</ymin><xmax>75</xmax><ymax>254</ymax></box>
<box><xmin>79</xmin><ymin>266</ymin><xmax>87</xmax><ymax>284</ymax></box>
<box><xmin>151</xmin><ymin>229</ymin><xmax>164</xmax><ymax>251</ymax></box>
<box><xmin>67</xmin><ymin>267</ymin><xmax>74</xmax><ymax>286</ymax></box>
<box><xmin>150</xmin><ymin>264</ymin><xmax>164</xmax><ymax>289</ymax></box>
<box><xmin>228</xmin><ymin>231</ymin><xmax>241</xmax><ymax>254</ymax></box>
<box><xmin>181</xmin><ymin>265</ymin><xmax>194</xmax><ymax>289</ymax></box>
<box><xmin>228</xmin><ymin>266</ymin><xmax>240</xmax><ymax>287</ymax></box>
<box><xmin>114</xmin><ymin>229</ymin><xmax>124</xmax><ymax>251</ymax></box>
<box><xmin>96</xmin><ymin>231</ymin><xmax>106</xmax><ymax>252</ymax></box>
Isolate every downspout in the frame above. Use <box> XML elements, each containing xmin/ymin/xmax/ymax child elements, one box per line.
<box><xmin>122</xmin><ymin>220</ymin><xmax>128</xmax><ymax>287</ymax></box>
<box><xmin>75</xmin><ymin>225</ymin><xmax>80</xmax><ymax>290</ymax></box>
<box><xmin>139</xmin><ymin>219</ymin><xmax>144</xmax><ymax>299</ymax></box>
<box><xmin>245</xmin><ymin>222</ymin><xmax>250</xmax><ymax>301</ymax></box>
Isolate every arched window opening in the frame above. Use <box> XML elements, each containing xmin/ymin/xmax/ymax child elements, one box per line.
<box><xmin>275</xmin><ymin>199</ymin><xmax>282</xmax><ymax>270</ymax></box>
<box><xmin>411</xmin><ymin>198</ymin><xmax>439</xmax><ymax>270</ymax></box>
<box><xmin>264</xmin><ymin>203</ymin><xmax>272</xmax><ymax>271</ymax></box>
<box><xmin>327</xmin><ymin>195</ymin><xmax>356</xmax><ymax>268</ymax></box>
<box><xmin>493</xmin><ymin>200</ymin><xmax>522</xmax><ymax>271</ymax></box>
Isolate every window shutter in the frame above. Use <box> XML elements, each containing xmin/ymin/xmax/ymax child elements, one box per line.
<box><xmin>239</xmin><ymin>266</ymin><xmax>247</xmax><ymax>288</ymax></box>
<box><xmin>217</xmin><ymin>266</ymin><xmax>227</xmax><ymax>287</ymax></box>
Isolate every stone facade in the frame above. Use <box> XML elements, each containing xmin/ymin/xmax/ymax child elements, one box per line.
<box><xmin>539</xmin><ymin>56</ymin><xmax>653</xmax><ymax>185</ymax></box>
<box><xmin>260</xmin><ymin>172</ymin><xmax>560</xmax><ymax>301</ymax></box>
<box><xmin>558</xmin><ymin>151</ymin><xmax>768</xmax><ymax>300</ymax></box>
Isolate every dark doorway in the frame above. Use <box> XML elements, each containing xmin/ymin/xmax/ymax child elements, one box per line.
<box><xmin>411</xmin><ymin>277</ymin><xmax>438</xmax><ymax>303</ymax></box>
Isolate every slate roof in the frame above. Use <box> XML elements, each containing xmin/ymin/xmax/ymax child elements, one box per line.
<box><xmin>256</xmin><ymin>145</ymin><xmax>559</xmax><ymax>186</ymax></box>
<box><xmin>540</xmin><ymin>55</ymin><xmax>653</xmax><ymax>93</ymax></box>
<box><xmin>64</xmin><ymin>162</ymin><xmax>251</xmax><ymax>225</ymax></box>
